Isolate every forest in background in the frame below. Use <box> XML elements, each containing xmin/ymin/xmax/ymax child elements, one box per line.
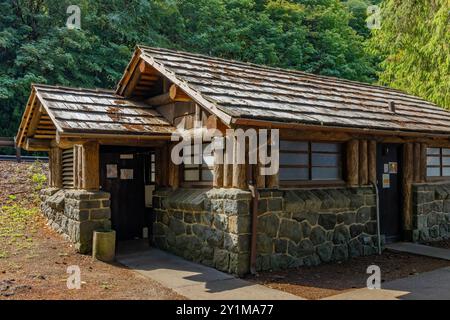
<box><xmin>0</xmin><ymin>0</ymin><xmax>448</xmax><ymax>143</ymax></box>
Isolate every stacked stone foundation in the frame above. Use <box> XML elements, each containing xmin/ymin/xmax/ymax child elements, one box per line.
<box><xmin>412</xmin><ymin>183</ymin><xmax>450</xmax><ymax>242</ymax></box>
<box><xmin>40</xmin><ymin>188</ymin><xmax>111</xmax><ymax>253</ymax></box>
<box><xmin>152</xmin><ymin>188</ymin><xmax>251</xmax><ymax>276</ymax></box>
<box><xmin>256</xmin><ymin>187</ymin><xmax>381</xmax><ymax>271</ymax></box>
<box><xmin>152</xmin><ymin>186</ymin><xmax>382</xmax><ymax>275</ymax></box>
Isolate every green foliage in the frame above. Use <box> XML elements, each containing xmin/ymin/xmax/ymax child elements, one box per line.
<box><xmin>0</xmin><ymin>0</ymin><xmax>378</xmax><ymax>141</ymax></box>
<box><xmin>0</xmin><ymin>199</ymin><xmax>39</xmax><ymax>257</ymax></box>
<box><xmin>368</xmin><ymin>0</ymin><xmax>450</xmax><ymax>108</ymax></box>
<box><xmin>29</xmin><ymin>160</ymin><xmax>48</xmax><ymax>191</ymax></box>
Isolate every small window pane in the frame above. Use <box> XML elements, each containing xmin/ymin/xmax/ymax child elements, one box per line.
<box><xmin>311</xmin><ymin>143</ymin><xmax>341</xmax><ymax>153</ymax></box>
<box><xmin>312</xmin><ymin>167</ymin><xmax>341</xmax><ymax>180</ymax></box>
<box><xmin>442</xmin><ymin>157</ymin><xmax>450</xmax><ymax>165</ymax></box>
<box><xmin>443</xmin><ymin>149</ymin><xmax>450</xmax><ymax>155</ymax></box>
<box><xmin>280</xmin><ymin>141</ymin><xmax>308</xmax><ymax>151</ymax></box>
<box><xmin>279</xmin><ymin>168</ymin><xmax>308</xmax><ymax>181</ymax></box>
<box><xmin>184</xmin><ymin>170</ymin><xmax>200</xmax><ymax>181</ymax></box>
<box><xmin>280</xmin><ymin>153</ymin><xmax>308</xmax><ymax>165</ymax></box>
<box><xmin>427</xmin><ymin>156</ymin><xmax>441</xmax><ymax>166</ymax></box>
<box><xmin>427</xmin><ymin>167</ymin><xmax>440</xmax><ymax>177</ymax></box>
<box><xmin>202</xmin><ymin>154</ymin><xmax>214</xmax><ymax>166</ymax></box>
<box><xmin>443</xmin><ymin>168</ymin><xmax>450</xmax><ymax>176</ymax></box>
<box><xmin>201</xmin><ymin>169</ymin><xmax>214</xmax><ymax>181</ymax></box>
<box><xmin>312</xmin><ymin>153</ymin><xmax>339</xmax><ymax>167</ymax></box>
<box><xmin>427</xmin><ymin>148</ymin><xmax>440</xmax><ymax>155</ymax></box>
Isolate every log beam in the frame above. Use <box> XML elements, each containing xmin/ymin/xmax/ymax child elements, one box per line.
<box><xmin>145</xmin><ymin>84</ymin><xmax>191</xmax><ymax>106</ymax></box>
<box><xmin>122</xmin><ymin>61</ymin><xmax>147</xmax><ymax>98</ymax></box>
<box><xmin>169</xmin><ymin>84</ymin><xmax>191</xmax><ymax>102</ymax></box>
<box><xmin>145</xmin><ymin>92</ymin><xmax>172</xmax><ymax>106</ymax></box>
<box><xmin>24</xmin><ymin>138</ymin><xmax>51</xmax><ymax>151</ymax></box>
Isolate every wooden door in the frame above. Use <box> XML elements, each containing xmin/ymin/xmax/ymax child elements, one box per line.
<box><xmin>376</xmin><ymin>143</ymin><xmax>402</xmax><ymax>243</ymax></box>
<box><xmin>99</xmin><ymin>147</ymin><xmax>148</xmax><ymax>241</ymax></box>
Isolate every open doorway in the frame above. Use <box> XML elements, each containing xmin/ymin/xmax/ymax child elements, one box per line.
<box><xmin>99</xmin><ymin>146</ymin><xmax>156</xmax><ymax>246</ymax></box>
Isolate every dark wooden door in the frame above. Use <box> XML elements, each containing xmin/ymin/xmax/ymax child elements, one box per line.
<box><xmin>99</xmin><ymin>147</ymin><xmax>148</xmax><ymax>241</ymax></box>
<box><xmin>376</xmin><ymin>143</ymin><xmax>402</xmax><ymax>243</ymax></box>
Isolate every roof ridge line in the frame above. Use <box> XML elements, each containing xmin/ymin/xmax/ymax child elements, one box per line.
<box><xmin>137</xmin><ymin>45</ymin><xmax>427</xmax><ymax>101</ymax></box>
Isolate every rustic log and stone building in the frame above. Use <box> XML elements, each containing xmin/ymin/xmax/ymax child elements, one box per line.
<box><xmin>16</xmin><ymin>46</ymin><xmax>450</xmax><ymax>275</ymax></box>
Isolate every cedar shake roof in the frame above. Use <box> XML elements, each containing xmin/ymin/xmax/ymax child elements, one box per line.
<box><xmin>16</xmin><ymin>84</ymin><xmax>174</xmax><ymax>148</ymax></box>
<box><xmin>124</xmin><ymin>46</ymin><xmax>450</xmax><ymax>135</ymax></box>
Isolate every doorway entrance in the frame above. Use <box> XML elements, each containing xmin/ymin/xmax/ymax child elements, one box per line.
<box><xmin>99</xmin><ymin>146</ymin><xmax>156</xmax><ymax>243</ymax></box>
<box><xmin>376</xmin><ymin>143</ymin><xmax>403</xmax><ymax>243</ymax></box>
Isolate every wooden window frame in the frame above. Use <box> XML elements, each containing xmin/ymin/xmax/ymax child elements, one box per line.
<box><xmin>426</xmin><ymin>147</ymin><xmax>450</xmax><ymax>181</ymax></box>
<box><xmin>279</xmin><ymin>140</ymin><xmax>344</xmax><ymax>187</ymax></box>
<box><xmin>181</xmin><ymin>142</ymin><xmax>214</xmax><ymax>187</ymax></box>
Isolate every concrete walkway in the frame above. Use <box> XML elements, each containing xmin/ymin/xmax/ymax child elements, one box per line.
<box><xmin>324</xmin><ymin>267</ymin><xmax>450</xmax><ymax>300</ymax></box>
<box><xmin>386</xmin><ymin>242</ymin><xmax>450</xmax><ymax>260</ymax></box>
<box><xmin>116</xmin><ymin>247</ymin><xmax>302</xmax><ymax>300</ymax></box>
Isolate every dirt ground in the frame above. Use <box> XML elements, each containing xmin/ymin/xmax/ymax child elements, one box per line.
<box><xmin>0</xmin><ymin>160</ymin><xmax>183</xmax><ymax>300</ymax></box>
<box><xmin>247</xmin><ymin>249</ymin><xmax>450</xmax><ymax>300</ymax></box>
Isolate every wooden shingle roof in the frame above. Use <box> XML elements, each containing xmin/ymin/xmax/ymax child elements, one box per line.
<box><xmin>135</xmin><ymin>46</ymin><xmax>450</xmax><ymax>135</ymax></box>
<box><xmin>16</xmin><ymin>84</ymin><xmax>174</xmax><ymax>148</ymax></box>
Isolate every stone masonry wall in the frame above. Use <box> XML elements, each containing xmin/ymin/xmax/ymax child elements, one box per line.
<box><xmin>40</xmin><ymin>188</ymin><xmax>111</xmax><ymax>253</ymax></box>
<box><xmin>256</xmin><ymin>187</ymin><xmax>380</xmax><ymax>271</ymax></box>
<box><xmin>412</xmin><ymin>183</ymin><xmax>450</xmax><ymax>242</ymax></box>
<box><xmin>152</xmin><ymin>188</ymin><xmax>251</xmax><ymax>276</ymax></box>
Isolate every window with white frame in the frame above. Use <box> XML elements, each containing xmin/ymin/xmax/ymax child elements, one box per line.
<box><xmin>426</xmin><ymin>147</ymin><xmax>450</xmax><ymax>177</ymax></box>
<box><xmin>279</xmin><ymin>141</ymin><xmax>343</xmax><ymax>182</ymax></box>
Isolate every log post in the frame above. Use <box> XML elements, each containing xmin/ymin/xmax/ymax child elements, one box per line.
<box><xmin>255</xmin><ymin>160</ymin><xmax>266</xmax><ymax>189</ymax></box>
<box><xmin>266</xmin><ymin>172</ymin><xmax>279</xmax><ymax>188</ymax></box>
<box><xmin>232</xmin><ymin>136</ymin><xmax>247</xmax><ymax>189</ymax></box>
<box><xmin>223</xmin><ymin>135</ymin><xmax>233</xmax><ymax>188</ymax></box>
<box><xmin>266</xmin><ymin>132</ymin><xmax>279</xmax><ymax>188</ymax></box>
<box><xmin>223</xmin><ymin>164</ymin><xmax>233</xmax><ymax>187</ymax></box>
<box><xmin>420</xmin><ymin>143</ymin><xmax>427</xmax><ymax>182</ymax></box>
<box><xmin>160</xmin><ymin>144</ymin><xmax>169</xmax><ymax>187</ymax></box>
<box><xmin>359</xmin><ymin>140</ymin><xmax>368</xmax><ymax>185</ymax></box>
<box><xmin>81</xmin><ymin>141</ymin><xmax>99</xmax><ymax>191</ymax></box>
<box><xmin>402</xmin><ymin>142</ymin><xmax>414</xmax><ymax>238</ymax></box>
<box><xmin>413</xmin><ymin>143</ymin><xmax>421</xmax><ymax>182</ymax></box>
<box><xmin>49</xmin><ymin>147</ymin><xmax>62</xmax><ymax>188</ymax></box>
<box><xmin>368</xmin><ymin>140</ymin><xmax>377</xmax><ymax>185</ymax></box>
<box><xmin>72</xmin><ymin>145</ymin><xmax>83</xmax><ymax>189</ymax></box>
<box><xmin>168</xmin><ymin>144</ymin><xmax>180</xmax><ymax>190</ymax></box>
<box><xmin>346</xmin><ymin>140</ymin><xmax>359</xmax><ymax>186</ymax></box>
<box><xmin>213</xmin><ymin>138</ymin><xmax>224</xmax><ymax>188</ymax></box>
<box><xmin>54</xmin><ymin>147</ymin><xmax>62</xmax><ymax>188</ymax></box>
